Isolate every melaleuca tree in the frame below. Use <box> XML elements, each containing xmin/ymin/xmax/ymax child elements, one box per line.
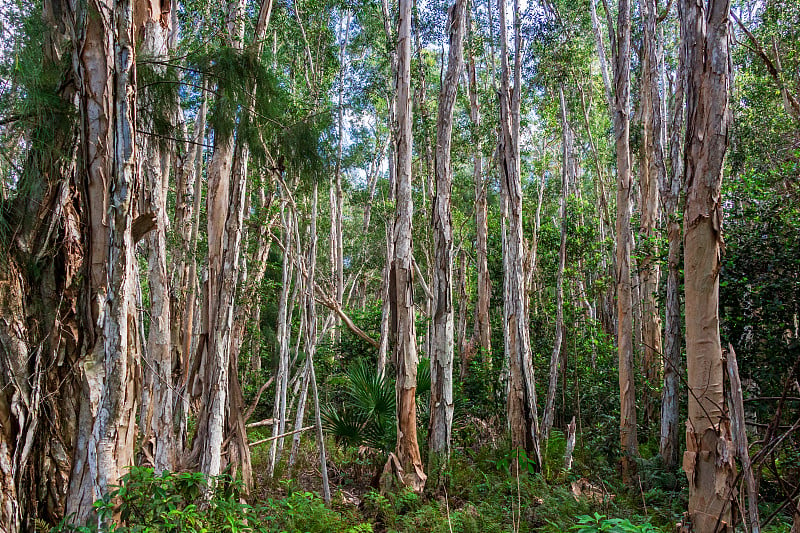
<box><xmin>0</xmin><ymin>2</ymin><xmax>82</xmax><ymax>529</ymax></box>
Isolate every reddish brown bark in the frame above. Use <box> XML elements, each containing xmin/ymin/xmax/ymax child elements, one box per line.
<box><xmin>681</xmin><ymin>0</ymin><xmax>737</xmax><ymax>528</ymax></box>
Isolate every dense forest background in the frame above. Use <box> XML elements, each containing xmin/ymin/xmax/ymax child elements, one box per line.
<box><xmin>0</xmin><ymin>0</ymin><xmax>798</xmax><ymax>530</ymax></box>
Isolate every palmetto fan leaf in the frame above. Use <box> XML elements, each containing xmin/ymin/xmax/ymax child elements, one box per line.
<box><xmin>416</xmin><ymin>357</ymin><xmax>431</xmax><ymax>396</ymax></box>
<box><xmin>346</xmin><ymin>361</ymin><xmax>395</xmax><ymax>422</ymax></box>
<box><xmin>321</xmin><ymin>360</ymin><xmax>429</xmax><ymax>452</ymax></box>
<box><xmin>321</xmin><ymin>405</ymin><xmax>369</xmax><ymax>447</ymax></box>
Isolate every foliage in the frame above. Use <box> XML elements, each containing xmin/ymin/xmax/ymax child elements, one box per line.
<box><xmin>322</xmin><ymin>361</ymin><xmax>397</xmax><ymax>451</ymax></box>
<box><xmin>322</xmin><ymin>363</ymin><xmax>396</xmax><ymax>451</ymax></box>
<box><xmin>322</xmin><ymin>355</ymin><xmax>431</xmax><ymax>453</ymax></box>
<box><xmin>571</xmin><ymin>513</ymin><xmax>659</xmax><ymax>533</ymax></box>
<box><xmin>51</xmin><ymin>467</ymin><xmax>369</xmax><ymax>533</ymax></box>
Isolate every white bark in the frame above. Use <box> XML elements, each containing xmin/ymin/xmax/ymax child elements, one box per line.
<box><xmin>428</xmin><ymin>0</ymin><xmax>466</xmax><ymax>476</ymax></box>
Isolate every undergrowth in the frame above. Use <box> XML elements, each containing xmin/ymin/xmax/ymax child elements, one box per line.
<box><xmin>49</xmin><ymin>433</ymin><xmax>794</xmax><ymax>532</ymax></box>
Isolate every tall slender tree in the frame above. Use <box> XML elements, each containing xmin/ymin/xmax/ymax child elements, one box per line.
<box><xmin>138</xmin><ymin>0</ymin><xmax>177</xmax><ymax>473</ymax></box>
<box><xmin>542</xmin><ymin>86</ymin><xmax>572</xmax><ymax>444</ymax></box>
<box><xmin>639</xmin><ymin>0</ymin><xmax>665</xmax><ymax>423</ymax></box>
<box><xmin>498</xmin><ymin>0</ymin><xmax>541</xmax><ymax>467</ymax></box>
<box><xmin>390</xmin><ymin>0</ymin><xmax>426</xmax><ymax>492</ymax></box>
<box><xmin>429</xmin><ymin>0</ymin><xmax>467</xmax><ymax>480</ymax></box>
<box><xmin>681</xmin><ymin>0</ymin><xmax>737</xmax><ymax>527</ymax></box>
<box><xmin>604</xmin><ymin>0</ymin><xmax>639</xmax><ymax>477</ymax></box>
<box><xmin>660</xmin><ymin>0</ymin><xmax>687</xmax><ymax>469</ymax></box>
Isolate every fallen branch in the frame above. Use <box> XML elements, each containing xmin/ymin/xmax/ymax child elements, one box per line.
<box><xmin>249</xmin><ymin>426</ymin><xmax>314</xmax><ymax>447</ymax></box>
<box><xmin>246</xmin><ymin>418</ymin><xmax>275</xmax><ymax>429</ymax></box>
<box><xmin>726</xmin><ymin>344</ymin><xmax>761</xmax><ymax>533</ymax></box>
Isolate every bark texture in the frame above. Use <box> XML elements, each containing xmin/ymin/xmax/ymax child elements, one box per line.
<box><xmin>428</xmin><ymin>0</ymin><xmax>466</xmax><ymax>480</ymax></box>
<box><xmin>542</xmin><ymin>86</ymin><xmax>571</xmax><ymax>444</ymax></box>
<box><xmin>660</xmin><ymin>0</ymin><xmax>688</xmax><ymax>469</ymax></box>
<box><xmin>137</xmin><ymin>0</ymin><xmax>176</xmax><ymax>473</ymax></box>
<box><xmin>681</xmin><ymin>0</ymin><xmax>736</xmax><ymax>528</ymax></box>
<box><xmin>498</xmin><ymin>0</ymin><xmax>541</xmax><ymax>467</ymax></box>
<box><xmin>67</xmin><ymin>0</ymin><xmax>140</xmax><ymax>522</ymax></box>
<box><xmin>390</xmin><ymin>0</ymin><xmax>426</xmax><ymax>492</ymax></box>
<box><xmin>0</xmin><ymin>5</ymin><xmax>81</xmax><ymax>528</ymax></box>
<box><xmin>607</xmin><ymin>0</ymin><xmax>638</xmax><ymax>476</ymax></box>
<box><xmin>639</xmin><ymin>0</ymin><xmax>665</xmax><ymax>422</ymax></box>
<box><xmin>465</xmin><ymin>10</ymin><xmax>491</xmax><ymax>372</ymax></box>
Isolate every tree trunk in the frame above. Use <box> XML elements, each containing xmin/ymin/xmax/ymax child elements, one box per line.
<box><xmin>177</xmin><ymin>88</ymin><xmax>207</xmax><ymax>450</ymax></box>
<box><xmin>605</xmin><ymin>0</ymin><xmax>638</xmax><ymax>478</ymax></box>
<box><xmin>378</xmin><ymin>0</ymin><xmax>398</xmax><ymax>378</ymax></box>
<box><xmin>498</xmin><ymin>0</ymin><xmax>541</xmax><ymax>468</ymax></box>
<box><xmin>138</xmin><ymin>0</ymin><xmax>176</xmax><ymax>473</ymax></box>
<box><xmin>306</xmin><ymin>183</ymin><xmax>331</xmax><ymax>503</ymax></box>
<box><xmin>390</xmin><ymin>0</ymin><xmax>426</xmax><ymax>493</ymax></box>
<box><xmin>639</xmin><ymin>0</ymin><xmax>665</xmax><ymax>425</ymax></box>
<box><xmin>269</xmin><ymin>204</ymin><xmax>296</xmax><ymax>477</ymax></box>
<box><xmin>0</xmin><ymin>4</ymin><xmax>82</xmax><ymax>529</ymax></box>
<box><xmin>67</xmin><ymin>0</ymin><xmax>140</xmax><ymax>521</ymax></box>
<box><xmin>466</xmin><ymin>10</ymin><xmax>491</xmax><ymax>370</ymax></box>
<box><xmin>659</xmin><ymin>0</ymin><xmax>687</xmax><ymax>468</ymax></box>
<box><xmin>331</xmin><ymin>12</ymin><xmax>351</xmax><ymax>344</ymax></box>
<box><xmin>428</xmin><ymin>0</ymin><xmax>466</xmax><ymax>482</ymax></box>
<box><xmin>542</xmin><ymin>86</ymin><xmax>571</xmax><ymax>445</ymax></box>
<box><xmin>681</xmin><ymin>0</ymin><xmax>736</xmax><ymax>528</ymax></box>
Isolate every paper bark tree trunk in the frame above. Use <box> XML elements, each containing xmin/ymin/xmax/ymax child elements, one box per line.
<box><xmin>66</xmin><ymin>0</ymin><xmax>140</xmax><ymax>522</ymax></box>
<box><xmin>0</xmin><ymin>3</ymin><xmax>82</xmax><ymax>530</ymax></box>
<box><xmin>605</xmin><ymin>0</ymin><xmax>639</xmax><ymax>478</ymax></box>
<box><xmin>659</xmin><ymin>0</ymin><xmax>687</xmax><ymax>469</ymax></box>
<box><xmin>465</xmin><ymin>9</ymin><xmax>491</xmax><ymax>372</ymax></box>
<box><xmin>389</xmin><ymin>0</ymin><xmax>426</xmax><ymax>493</ymax></box>
<box><xmin>681</xmin><ymin>0</ymin><xmax>736</xmax><ymax>528</ymax></box>
<box><xmin>429</xmin><ymin>0</ymin><xmax>466</xmax><ymax>481</ymax></box>
<box><xmin>138</xmin><ymin>0</ymin><xmax>176</xmax><ymax>474</ymax></box>
<box><xmin>542</xmin><ymin>86</ymin><xmax>572</xmax><ymax>445</ymax></box>
<box><xmin>638</xmin><ymin>0</ymin><xmax>665</xmax><ymax>424</ymax></box>
<box><xmin>378</xmin><ymin>0</ymin><xmax>398</xmax><ymax>377</ymax></box>
<box><xmin>498</xmin><ymin>0</ymin><xmax>541</xmax><ymax>468</ymax></box>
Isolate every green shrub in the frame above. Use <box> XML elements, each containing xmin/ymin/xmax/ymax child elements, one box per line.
<box><xmin>571</xmin><ymin>513</ymin><xmax>660</xmax><ymax>533</ymax></box>
<box><xmin>50</xmin><ymin>467</ymin><xmax>369</xmax><ymax>533</ymax></box>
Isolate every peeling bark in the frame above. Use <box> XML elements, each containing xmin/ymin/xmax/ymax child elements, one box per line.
<box><xmin>428</xmin><ymin>0</ymin><xmax>466</xmax><ymax>482</ymax></box>
<box><xmin>137</xmin><ymin>0</ymin><xmax>176</xmax><ymax>473</ymax></box>
<box><xmin>639</xmin><ymin>0</ymin><xmax>665</xmax><ymax>424</ymax></box>
<box><xmin>659</xmin><ymin>3</ymin><xmax>687</xmax><ymax>468</ymax></box>
<box><xmin>498</xmin><ymin>0</ymin><xmax>541</xmax><ymax>467</ymax></box>
<box><xmin>681</xmin><ymin>0</ymin><xmax>736</xmax><ymax>527</ymax></box>
<box><xmin>66</xmin><ymin>0</ymin><xmax>141</xmax><ymax>522</ymax></box>
<box><xmin>0</xmin><ymin>5</ymin><xmax>82</xmax><ymax>529</ymax></box>
<box><xmin>604</xmin><ymin>0</ymin><xmax>639</xmax><ymax>477</ymax></box>
<box><xmin>389</xmin><ymin>0</ymin><xmax>426</xmax><ymax>492</ymax></box>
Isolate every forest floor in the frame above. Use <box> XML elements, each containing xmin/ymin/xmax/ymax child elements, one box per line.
<box><xmin>245</xmin><ymin>423</ymin><xmax>792</xmax><ymax>533</ymax></box>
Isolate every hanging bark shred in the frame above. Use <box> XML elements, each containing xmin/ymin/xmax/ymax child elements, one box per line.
<box><xmin>726</xmin><ymin>345</ymin><xmax>760</xmax><ymax>533</ymax></box>
<box><xmin>67</xmin><ymin>0</ymin><xmax>141</xmax><ymax>522</ymax></box>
